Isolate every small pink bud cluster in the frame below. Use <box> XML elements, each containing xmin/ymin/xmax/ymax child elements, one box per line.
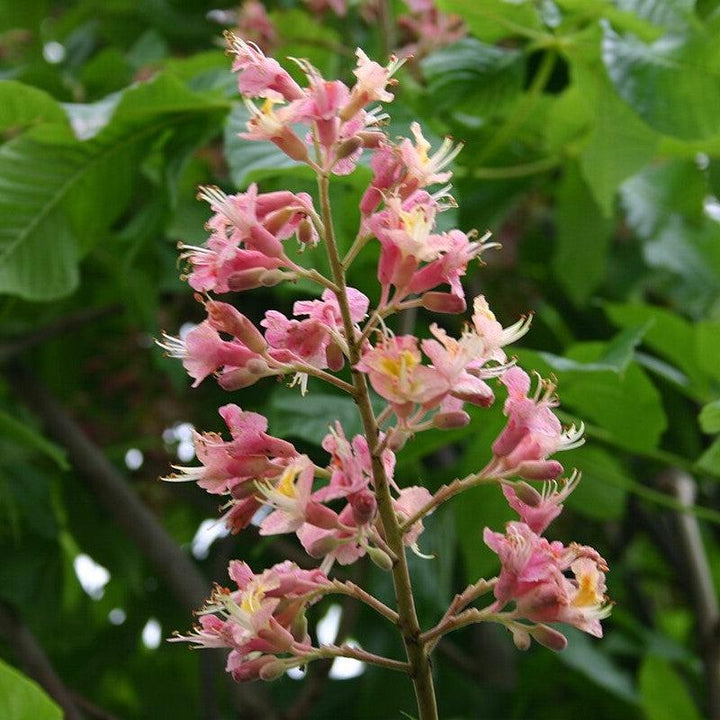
<box><xmin>164</xmin><ymin>36</ymin><xmax>610</xmax><ymax>687</ymax></box>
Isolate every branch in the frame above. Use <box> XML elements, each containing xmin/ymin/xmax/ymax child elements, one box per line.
<box><xmin>0</xmin><ymin>602</ymin><xmax>85</xmax><ymax>720</ymax></box>
<box><xmin>0</xmin><ymin>305</ymin><xmax>122</xmax><ymax>363</ymax></box>
<box><xmin>660</xmin><ymin>470</ymin><xmax>720</xmax><ymax>719</ymax></box>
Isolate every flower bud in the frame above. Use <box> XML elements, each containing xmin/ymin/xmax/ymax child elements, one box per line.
<box><xmin>530</xmin><ymin>624</ymin><xmax>567</xmax><ymax>651</ymax></box>
<box><xmin>367</xmin><ymin>546</ymin><xmax>394</xmax><ymax>571</ymax></box>
<box><xmin>510</xmin><ymin>481</ymin><xmax>543</xmax><ymax>507</ymax></box>
<box><xmin>325</xmin><ymin>341</ymin><xmax>345</xmax><ymax>372</ymax></box>
<box><xmin>305</xmin><ymin>501</ymin><xmax>340</xmax><ymax>530</ymax></box>
<box><xmin>259</xmin><ymin>659</ymin><xmax>289</xmax><ymax>681</ymax></box>
<box><xmin>350</xmin><ymin>490</ymin><xmax>377</xmax><ymax>525</ymax></box>
<box><xmin>357</xmin><ymin>130</ymin><xmax>386</xmax><ymax>148</ymax></box>
<box><xmin>274</xmin><ymin>128</ymin><xmax>309</xmax><ymax>163</ymax></box>
<box><xmin>305</xmin><ymin>534</ymin><xmax>341</xmax><ymax>559</ymax></box>
<box><xmin>386</xmin><ymin>428</ymin><xmax>409</xmax><ymax>451</ymax></box>
<box><xmin>421</xmin><ymin>292</ymin><xmax>467</xmax><ymax>314</ymax></box>
<box><xmin>263</xmin><ymin>207</ymin><xmax>297</xmax><ymax>235</ymax></box>
<box><xmin>207</xmin><ymin>301</ymin><xmax>267</xmax><ymax>353</ymax></box>
<box><xmin>335</xmin><ymin>136</ymin><xmax>363</xmax><ymax>161</ymax></box>
<box><xmin>227</xmin><ymin>268</ymin><xmax>269</xmax><ymax>292</ymax></box>
<box><xmin>260</xmin><ymin>269</ymin><xmax>288</xmax><ymax>287</ymax></box>
<box><xmin>219</xmin><ymin>367</ymin><xmax>263</xmax><ymax>391</ymax></box>
<box><xmin>516</xmin><ymin>460</ymin><xmax>564</xmax><ymax>480</ymax></box>
<box><xmin>511</xmin><ymin>626</ymin><xmax>531</xmax><ymax>651</ymax></box>
<box><xmin>246</xmin><ymin>357</ymin><xmax>270</xmax><ymax>374</ymax></box>
<box><xmin>432</xmin><ymin>410</ymin><xmax>470</xmax><ymax>429</ymax></box>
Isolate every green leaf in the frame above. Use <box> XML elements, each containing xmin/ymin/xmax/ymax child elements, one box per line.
<box><xmin>695</xmin><ymin>320</ymin><xmax>720</xmax><ymax>384</ymax></box>
<box><xmin>0</xmin><ymin>658</ymin><xmax>62</xmax><ymax>720</ymax></box>
<box><xmin>0</xmin><ymin>74</ymin><xmax>227</xmax><ymax>300</ymax></box>
<box><xmin>0</xmin><ymin>410</ymin><xmax>67</xmax><ymax>469</ymax></box>
<box><xmin>604</xmin><ymin>301</ymin><xmax>709</xmax><ymax>397</ymax></box>
<box><xmin>437</xmin><ymin>0</ymin><xmax>542</xmax><ymax>42</ymax></box>
<box><xmin>576</xmin><ymin>65</ymin><xmax>658</xmax><ymax>215</ymax></box>
<box><xmin>266</xmin><ymin>389</ymin><xmax>365</xmax><ymax>445</ymax></box>
<box><xmin>638</xmin><ymin>655</ymin><xmax>702</xmax><ymax>720</ymax></box>
<box><xmin>0</xmin><ymin>81</ymin><xmax>69</xmax><ymax>134</ymax></box>
<box><xmin>698</xmin><ymin>437</ymin><xmax>720</xmax><ymax>475</ymax></box>
<box><xmin>699</xmin><ymin>400</ymin><xmax>720</xmax><ymax>434</ymax></box>
<box><xmin>614</xmin><ymin>0</ymin><xmax>694</xmax><ymax>29</ymax></box>
<box><xmin>559</xmin><ymin>627</ymin><xmax>638</xmax><ymax>704</ymax></box>
<box><xmin>553</xmin><ymin>161</ymin><xmax>613</xmax><ymax>304</ymax></box>
<box><xmin>562</xmin><ymin>445</ymin><xmax>629</xmax><ymax>521</ymax></box>
<box><xmin>421</xmin><ymin>39</ymin><xmax>524</xmax><ymax>116</ymax></box>
<box><xmin>518</xmin><ymin>340</ymin><xmax>667</xmax><ymax>452</ymax></box>
<box><xmin>602</xmin><ymin>23</ymin><xmax>720</xmax><ymax>140</ymax></box>
<box><xmin>271</xmin><ymin>9</ymin><xmax>342</xmax><ymax>80</ymax></box>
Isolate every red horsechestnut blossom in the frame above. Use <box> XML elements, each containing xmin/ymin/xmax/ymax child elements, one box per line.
<box><xmin>163</xmin><ymin>34</ymin><xmax>611</xmax><ymax>706</ymax></box>
<box><xmin>484</xmin><ymin>521</ymin><xmax>610</xmax><ymax>639</ymax></box>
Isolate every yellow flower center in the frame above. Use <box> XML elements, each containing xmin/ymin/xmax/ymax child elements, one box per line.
<box><xmin>573</xmin><ymin>566</ymin><xmax>603</xmax><ymax>607</ymax></box>
<box><xmin>240</xmin><ymin>581</ymin><xmax>266</xmax><ymax>614</ymax></box>
<box><xmin>379</xmin><ymin>350</ymin><xmax>419</xmax><ymax>380</ymax></box>
<box><xmin>276</xmin><ymin>465</ymin><xmax>300</xmax><ymax>498</ymax></box>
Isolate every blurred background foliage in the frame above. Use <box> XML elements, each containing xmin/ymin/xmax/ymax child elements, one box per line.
<box><xmin>1</xmin><ymin>0</ymin><xmax>719</xmax><ymax>718</ymax></box>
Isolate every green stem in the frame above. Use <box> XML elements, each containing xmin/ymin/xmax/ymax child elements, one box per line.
<box><xmin>317</xmin><ymin>172</ymin><xmax>438</xmax><ymax>720</ymax></box>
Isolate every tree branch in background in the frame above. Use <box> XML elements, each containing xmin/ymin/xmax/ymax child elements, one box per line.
<box><xmin>660</xmin><ymin>470</ymin><xmax>720</xmax><ymax>720</ymax></box>
<box><xmin>0</xmin><ymin>602</ymin><xmax>85</xmax><ymax>720</ymax></box>
<box><xmin>0</xmin><ymin>305</ymin><xmax>122</xmax><ymax>363</ymax></box>
<box><xmin>6</xmin><ymin>362</ymin><xmax>279</xmax><ymax>720</ymax></box>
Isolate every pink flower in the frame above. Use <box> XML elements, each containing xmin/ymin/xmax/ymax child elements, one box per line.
<box><xmin>502</xmin><ymin>473</ymin><xmax>580</xmax><ymax>535</ymax></box>
<box><xmin>294</xmin><ymin>287</ymin><xmax>369</xmax><ymax>326</ymax></box>
<box><xmin>316</xmin><ymin>423</ymin><xmax>396</xmax><ymax>501</ymax></box>
<box><xmin>257</xmin><ymin>456</ymin><xmax>317</xmax><ymax>535</ymax></box>
<box><xmin>340</xmin><ymin>49</ymin><xmax>403</xmax><ymax>122</ymax></box>
<box><xmin>398</xmin><ymin>122</ymin><xmax>462</xmax><ymax>195</ymax></box>
<box><xmin>293</xmin><ymin>77</ymin><xmax>350</xmax><ymax>148</ymax></box>
<box><xmin>483</xmin><ymin>521</ymin><xmax>610</xmax><ymax>638</ymax></box>
<box><xmin>421</xmin><ymin>324</ymin><xmax>496</xmax><ymax>408</ymax></box>
<box><xmin>263</xmin><ymin>311</ymin><xmax>331</xmax><ymax>368</ymax></box>
<box><xmin>360</xmin><ymin>142</ymin><xmax>404</xmax><ymax>215</ymax></box>
<box><xmin>297</xmin><ymin>504</ymin><xmax>368</xmax><ymax>570</ymax></box>
<box><xmin>407</xmin><ymin>229</ymin><xmax>486</xmax><ymax>298</ymax></box>
<box><xmin>159</xmin><ymin>321</ymin><xmax>268</xmax><ymax>388</ymax></box>
<box><xmin>263</xmin><ymin>288</ymin><xmax>367</xmax><ymax>370</ymax></box>
<box><xmin>491</xmin><ymin>367</ymin><xmax>584</xmax><ymax>480</ymax></box>
<box><xmin>163</xmin><ymin>404</ymin><xmax>297</xmax><ymax>496</ymax></box>
<box><xmin>226</xmin><ymin>33</ymin><xmax>304</xmax><ymax>101</ymax></box>
<box><xmin>172</xmin><ymin>560</ymin><xmax>330</xmax><ymax>681</ymax></box>
<box><xmin>356</xmin><ymin>335</ymin><xmax>448</xmax><ymax>413</ymax></box>
<box><xmin>241</xmin><ymin>98</ymin><xmax>310</xmax><ymax>162</ymax></box>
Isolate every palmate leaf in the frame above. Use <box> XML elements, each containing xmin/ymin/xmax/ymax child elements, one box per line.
<box><xmin>0</xmin><ymin>74</ymin><xmax>228</xmax><ymax>301</ymax></box>
<box><xmin>421</xmin><ymin>38</ymin><xmax>524</xmax><ymax>117</ymax></box>
<box><xmin>602</xmin><ymin>21</ymin><xmax>720</xmax><ymax>140</ymax></box>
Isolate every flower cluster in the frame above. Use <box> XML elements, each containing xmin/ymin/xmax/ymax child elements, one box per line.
<box><xmin>172</xmin><ymin>561</ymin><xmax>331</xmax><ymax>680</ymax></box>
<box><xmin>163</xmin><ymin>35</ymin><xmax>610</xmax><ymax>697</ymax></box>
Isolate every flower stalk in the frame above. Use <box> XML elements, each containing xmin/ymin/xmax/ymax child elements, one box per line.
<box><xmin>163</xmin><ymin>34</ymin><xmax>612</xmax><ymax>720</ymax></box>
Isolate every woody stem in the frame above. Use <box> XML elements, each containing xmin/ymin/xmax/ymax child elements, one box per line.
<box><xmin>317</xmin><ymin>171</ymin><xmax>438</xmax><ymax>720</ymax></box>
